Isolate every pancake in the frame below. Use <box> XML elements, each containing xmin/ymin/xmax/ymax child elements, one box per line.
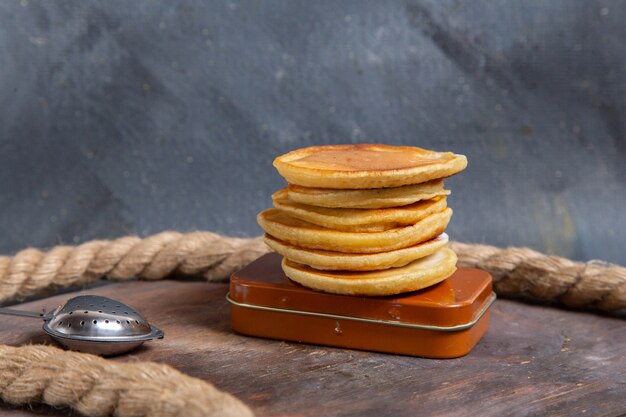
<box><xmin>273</xmin><ymin>144</ymin><xmax>467</xmax><ymax>189</ymax></box>
<box><xmin>264</xmin><ymin>233</ymin><xmax>449</xmax><ymax>271</ymax></box>
<box><xmin>281</xmin><ymin>247</ymin><xmax>457</xmax><ymax>296</ymax></box>
<box><xmin>286</xmin><ymin>180</ymin><xmax>449</xmax><ymax>209</ymax></box>
<box><xmin>257</xmin><ymin>207</ymin><xmax>452</xmax><ymax>253</ymax></box>
<box><xmin>273</xmin><ymin>190</ymin><xmax>447</xmax><ymax>232</ymax></box>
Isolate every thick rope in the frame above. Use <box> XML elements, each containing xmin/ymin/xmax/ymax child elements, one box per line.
<box><xmin>0</xmin><ymin>232</ymin><xmax>269</xmax><ymax>304</ymax></box>
<box><xmin>0</xmin><ymin>232</ymin><xmax>266</xmax><ymax>417</ymax></box>
<box><xmin>1</xmin><ymin>232</ymin><xmax>625</xmax><ymax>312</ymax></box>
<box><xmin>0</xmin><ymin>344</ymin><xmax>253</xmax><ymax>417</ymax></box>
<box><xmin>0</xmin><ymin>232</ymin><xmax>625</xmax><ymax>417</ymax></box>
<box><xmin>448</xmin><ymin>241</ymin><xmax>626</xmax><ymax>312</ymax></box>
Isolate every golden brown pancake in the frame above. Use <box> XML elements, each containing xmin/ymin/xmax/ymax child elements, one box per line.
<box><xmin>264</xmin><ymin>233</ymin><xmax>449</xmax><ymax>271</ymax></box>
<box><xmin>273</xmin><ymin>190</ymin><xmax>447</xmax><ymax>232</ymax></box>
<box><xmin>281</xmin><ymin>247</ymin><xmax>457</xmax><ymax>296</ymax></box>
<box><xmin>257</xmin><ymin>207</ymin><xmax>452</xmax><ymax>253</ymax></box>
<box><xmin>286</xmin><ymin>180</ymin><xmax>449</xmax><ymax>209</ymax></box>
<box><xmin>273</xmin><ymin>144</ymin><xmax>467</xmax><ymax>189</ymax></box>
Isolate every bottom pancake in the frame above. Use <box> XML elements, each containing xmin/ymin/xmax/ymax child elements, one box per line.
<box><xmin>265</xmin><ymin>233</ymin><xmax>449</xmax><ymax>271</ymax></box>
<box><xmin>281</xmin><ymin>247</ymin><xmax>457</xmax><ymax>296</ymax></box>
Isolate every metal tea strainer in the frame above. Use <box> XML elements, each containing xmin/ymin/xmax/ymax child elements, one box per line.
<box><xmin>0</xmin><ymin>295</ymin><xmax>164</xmax><ymax>356</ymax></box>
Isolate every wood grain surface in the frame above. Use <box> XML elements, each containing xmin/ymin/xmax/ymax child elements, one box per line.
<box><xmin>0</xmin><ymin>280</ymin><xmax>624</xmax><ymax>417</ymax></box>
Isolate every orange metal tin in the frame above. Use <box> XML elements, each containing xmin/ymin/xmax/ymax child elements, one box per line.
<box><xmin>229</xmin><ymin>253</ymin><xmax>495</xmax><ymax>358</ymax></box>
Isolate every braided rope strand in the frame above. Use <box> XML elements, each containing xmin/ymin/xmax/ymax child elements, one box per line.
<box><xmin>0</xmin><ymin>232</ymin><xmax>624</xmax><ymax>417</ymax></box>
<box><xmin>0</xmin><ymin>344</ymin><xmax>253</xmax><ymax>417</ymax></box>
<box><xmin>0</xmin><ymin>232</ymin><xmax>624</xmax><ymax>312</ymax></box>
<box><xmin>0</xmin><ymin>232</ymin><xmax>269</xmax><ymax>304</ymax></box>
<box><xmin>448</xmin><ymin>241</ymin><xmax>626</xmax><ymax>311</ymax></box>
<box><xmin>0</xmin><ymin>233</ymin><xmax>267</xmax><ymax>416</ymax></box>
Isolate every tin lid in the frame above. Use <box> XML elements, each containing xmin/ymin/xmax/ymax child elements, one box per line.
<box><xmin>230</xmin><ymin>253</ymin><xmax>493</xmax><ymax>328</ymax></box>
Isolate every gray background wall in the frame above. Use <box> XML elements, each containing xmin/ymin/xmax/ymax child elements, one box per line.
<box><xmin>0</xmin><ymin>1</ymin><xmax>624</xmax><ymax>264</ymax></box>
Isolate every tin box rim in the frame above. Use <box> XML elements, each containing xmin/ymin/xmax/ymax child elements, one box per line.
<box><xmin>226</xmin><ymin>291</ymin><xmax>496</xmax><ymax>332</ymax></box>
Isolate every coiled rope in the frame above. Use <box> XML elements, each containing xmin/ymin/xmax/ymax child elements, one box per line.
<box><xmin>0</xmin><ymin>232</ymin><xmax>624</xmax><ymax>416</ymax></box>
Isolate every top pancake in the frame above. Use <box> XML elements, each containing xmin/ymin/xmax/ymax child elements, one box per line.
<box><xmin>274</xmin><ymin>144</ymin><xmax>467</xmax><ymax>189</ymax></box>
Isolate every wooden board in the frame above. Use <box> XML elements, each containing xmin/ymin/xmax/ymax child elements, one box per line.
<box><xmin>0</xmin><ymin>280</ymin><xmax>624</xmax><ymax>417</ymax></box>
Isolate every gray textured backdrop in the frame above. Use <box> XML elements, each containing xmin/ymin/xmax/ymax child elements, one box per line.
<box><xmin>0</xmin><ymin>1</ymin><xmax>624</xmax><ymax>264</ymax></box>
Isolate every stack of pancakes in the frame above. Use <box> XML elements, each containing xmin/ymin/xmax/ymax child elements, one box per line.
<box><xmin>257</xmin><ymin>144</ymin><xmax>467</xmax><ymax>296</ymax></box>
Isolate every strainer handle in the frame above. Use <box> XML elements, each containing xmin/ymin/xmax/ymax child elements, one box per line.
<box><xmin>150</xmin><ymin>325</ymin><xmax>165</xmax><ymax>339</ymax></box>
<box><xmin>0</xmin><ymin>307</ymin><xmax>48</xmax><ymax>320</ymax></box>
